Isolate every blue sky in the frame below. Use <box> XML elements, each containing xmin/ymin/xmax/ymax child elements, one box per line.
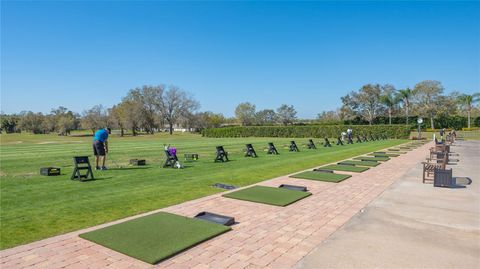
<box><xmin>2</xmin><ymin>1</ymin><xmax>479</xmax><ymax>118</ymax></box>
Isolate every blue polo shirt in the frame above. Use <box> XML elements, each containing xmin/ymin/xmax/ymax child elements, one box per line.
<box><xmin>93</xmin><ymin>129</ymin><xmax>109</xmax><ymax>142</ymax></box>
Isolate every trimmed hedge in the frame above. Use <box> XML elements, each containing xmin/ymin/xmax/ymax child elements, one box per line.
<box><xmin>202</xmin><ymin>125</ymin><xmax>411</xmax><ymax>139</ymax></box>
<box><xmin>346</xmin><ymin>116</ymin><xmax>479</xmax><ymax>129</ymax></box>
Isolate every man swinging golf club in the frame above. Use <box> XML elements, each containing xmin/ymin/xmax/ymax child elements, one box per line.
<box><xmin>93</xmin><ymin>127</ymin><xmax>111</xmax><ymax>170</ymax></box>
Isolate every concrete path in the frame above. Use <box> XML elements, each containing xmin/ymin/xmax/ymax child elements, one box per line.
<box><xmin>295</xmin><ymin>140</ymin><xmax>480</xmax><ymax>269</ymax></box>
<box><xmin>1</xmin><ymin>142</ymin><xmax>432</xmax><ymax>269</ymax></box>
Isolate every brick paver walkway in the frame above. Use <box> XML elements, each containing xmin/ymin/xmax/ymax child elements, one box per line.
<box><xmin>0</xmin><ymin>142</ymin><xmax>432</xmax><ymax>269</ymax></box>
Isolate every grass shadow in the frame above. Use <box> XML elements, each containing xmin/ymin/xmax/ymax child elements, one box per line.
<box><xmin>73</xmin><ymin>176</ymin><xmax>113</xmax><ymax>182</ymax></box>
<box><xmin>107</xmin><ymin>167</ymin><xmax>152</xmax><ymax>171</ymax></box>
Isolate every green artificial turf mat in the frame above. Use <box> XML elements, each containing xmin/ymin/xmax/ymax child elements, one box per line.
<box><xmin>290</xmin><ymin>171</ymin><xmax>351</xmax><ymax>182</ymax></box>
<box><xmin>321</xmin><ymin>164</ymin><xmax>369</xmax><ymax>172</ymax></box>
<box><xmin>354</xmin><ymin>156</ymin><xmax>390</xmax><ymax>161</ymax></box>
<box><xmin>387</xmin><ymin>149</ymin><xmax>407</xmax><ymax>153</ymax></box>
<box><xmin>79</xmin><ymin>212</ymin><xmax>231</xmax><ymax>264</ymax></box>
<box><xmin>338</xmin><ymin>160</ymin><xmax>379</xmax><ymax>167</ymax></box>
<box><xmin>369</xmin><ymin>153</ymin><xmax>400</xmax><ymax>157</ymax></box>
<box><xmin>223</xmin><ymin>186</ymin><xmax>311</xmax><ymax>206</ymax></box>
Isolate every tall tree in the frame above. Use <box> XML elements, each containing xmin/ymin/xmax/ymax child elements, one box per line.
<box><xmin>317</xmin><ymin>110</ymin><xmax>341</xmax><ymax>124</ymax></box>
<box><xmin>159</xmin><ymin>86</ymin><xmax>200</xmax><ymax>134</ymax></box>
<box><xmin>397</xmin><ymin>88</ymin><xmax>413</xmax><ymax>125</ymax></box>
<box><xmin>255</xmin><ymin>109</ymin><xmax>277</xmax><ymax>125</ymax></box>
<box><xmin>56</xmin><ymin>114</ymin><xmax>76</xmax><ymax>135</ymax></box>
<box><xmin>42</xmin><ymin>114</ymin><xmax>57</xmax><ymax>133</ymax></box>
<box><xmin>457</xmin><ymin>93</ymin><xmax>480</xmax><ymax>129</ymax></box>
<box><xmin>380</xmin><ymin>84</ymin><xmax>398</xmax><ymax>125</ymax></box>
<box><xmin>19</xmin><ymin>111</ymin><xmax>45</xmax><ymax>134</ymax></box>
<box><xmin>234</xmin><ymin>102</ymin><xmax>256</xmax><ymax>126</ymax></box>
<box><xmin>50</xmin><ymin>106</ymin><xmax>77</xmax><ymax>135</ymax></box>
<box><xmin>109</xmin><ymin>104</ymin><xmax>126</xmax><ymax>136</ymax></box>
<box><xmin>124</xmin><ymin>85</ymin><xmax>164</xmax><ymax>134</ymax></box>
<box><xmin>276</xmin><ymin>104</ymin><xmax>297</xmax><ymax>125</ymax></box>
<box><xmin>0</xmin><ymin>114</ymin><xmax>20</xmax><ymax>133</ymax></box>
<box><xmin>194</xmin><ymin>112</ymin><xmax>225</xmax><ymax>129</ymax></box>
<box><xmin>342</xmin><ymin>84</ymin><xmax>382</xmax><ymax>125</ymax></box>
<box><xmin>121</xmin><ymin>100</ymin><xmax>142</xmax><ymax>136</ymax></box>
<box><xmin>339</xmin><ymin>94</ymin><xmax>358</xmax><ymax>122</ymax></box>
<box><xmin>413</xmin><ymin>80</ymin><xmax>444</xmax><ymax>129</ymax></box>
<box><xmin>81</xmin><ymin>105</ymin><xmax>109</xmax><ymax>134</ymax></box>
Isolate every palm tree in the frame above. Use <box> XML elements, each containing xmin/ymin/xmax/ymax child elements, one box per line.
<box><xmin>457</xmin><ymin>93</ymin><xmax>480</xmax><ymax>128</ymax></box>
<box><xmin>397</xmin><ymin>88</ymin><xmax>413</xmax><ymax>125</ymax></box>
<box><xmin>380</xmin><ymin>92</ymin><xmax>399</xmax><ymax>125</ymax></box>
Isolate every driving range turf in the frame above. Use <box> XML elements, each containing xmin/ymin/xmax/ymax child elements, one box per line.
<box><xmin>354</xmin><ymin>156</ymin><xmax>390</xmax><ymax>161</ymax></box>
<box><xmin>223</xmin><ymin>185</ymin><xmax>311</xmax><ymax>206</ymax></box>
<box><xmin>369</xmin><ymin>153</ymin><xmax>400</xmax><ymax>157</ymax></box>
<box><xmin>290</xmin><ymin>171</ymin><xmax>351</xmax><ymax>183</ymax></box>
<box><xmin>0</xmin><ymin>132</ymin><xmax>406</xmax><ymax>249</ymax></box>
<box><xmin>79</xmin><ymin>212</ymin><xmax>231</xmax><ymax>264</ymax></box>
<box><xmin>337</xmin><ymin>160</ymin><xmax>379</xmax><ymax>167</ymax></box>
<box><xmin>320</xmin><ymin>164</ymin><xmax>370</xmax><ymax>172</ymax></box>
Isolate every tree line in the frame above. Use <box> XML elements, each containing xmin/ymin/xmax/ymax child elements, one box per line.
<box><xmin>233</xmin><ymin>103</ymin><xmax>298</xmax><ymax>126</ymax></box>
<box><xmin>1</xmin><ymin>80</ymin><xmax>478</xmax><ymax>135</ymax></box>
<box><xmin>1</xmin><ymin>83</ymin><xmax>301</xmax><ymax>135</ymax></box>
<box><xmin>318</xmin><ymin>80</ymin><xmax>479</xmax><ymax>129</ymax></box>
<box><xmin>1</xmin><ymin>85</ymin><xmax>201</xmax><ymax>135</ymax></box>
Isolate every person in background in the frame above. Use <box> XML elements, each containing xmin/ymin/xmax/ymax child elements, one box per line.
<box><xmin>439</xmin><ymin>128</ymin><xmax>445</xmax><ymax>140</ymax></box>
<box><xmin>93</xmin><ymin>128</ymin><xmax>111</xmax><ymax>170</ymax></box>
<box><xmin>347</xmin><ymin>128</ymin><xmax>353</xmax><ymax>141</ymax></box>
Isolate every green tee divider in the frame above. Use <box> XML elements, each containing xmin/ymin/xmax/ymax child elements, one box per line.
<box><xmin>387</xmin><ymin>149</ymin><xmax>407</xmax><ymax>153</ymax></box>
<box><xmin>338</xmin><ymin>160</ymin><xmax>379</xmax><ymax>167</ymax></box>
<box><xmin>79</xmin><ymin>212</ymin><xmax>231</xmax><ymax>264</ymax></box>
<box><xmin>290</xmin><ymin>171</ymin><xmax>351</xmax><ymax>183</ymax></box>
<box><xmin>369</xmin><ymin>153</ymin><xmax>400</xmax><ymax>157</ymax></box>
<box><xmin>354</xmin><ymin>156</ymin><xmax>390</xmax><ymax>161</ymax></box>
<box><xmin>223</xmin><ymin>186</ymin><xmax>311</xmax><ymax>206</ymax></box>
<box><xmin>320</xmin><ymin>164</ymin><xmax>369</xmax><ymax>172</ymax></box>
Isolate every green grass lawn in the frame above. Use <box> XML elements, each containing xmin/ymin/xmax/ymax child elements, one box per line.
<box><xmin>0</xmin><ymin>132</ymin><xmax>406</xmax><ymax>249</ymax></box>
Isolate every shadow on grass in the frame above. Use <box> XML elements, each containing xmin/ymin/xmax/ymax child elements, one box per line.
<box><xmin>107</xmin><ymin>167</ymin><xmax>152</xmax><ymax>171</ymax></box>
<box><xmin>73</xmin><ymin>176</ymin><xmax>114</xmax><ymax>182</ymax></box>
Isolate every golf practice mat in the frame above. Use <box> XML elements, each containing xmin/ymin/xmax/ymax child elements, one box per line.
<box><xmin>79</xmin><ymin>212</ymin><xmax>231</xmax><ymax>264</ymax></box>
<box><xmin>223</xmin><ymin>186</ymin><xmax>311</xmax><ymax>206</ymax></box>
<box><xmin>369</xmin><ymin>153</ymin><xmax>400</xmax><ymax>157</ymax></box>
<box><xmin>337</xmin><ymin>160</ymin><xmax>379</xmax><ymax>167</ymax></box>
<box><xmin>354</xmin><ymin>156</ymin><xmax>390</xmax><ymax>162</ymax></box>
<box><xmin>320</xmin><ymin>164</ymin><xmax>370</xmax><ymax>172</ymax></box>
<box><xmin>291</xmin><ymin>171</ymin><xmax>351</xmax><ymax>183</ymax></box>
<box><xmin>387</xmin><ymin>149</ymin><xmax>407</xmax><ymax>153</ymax></box>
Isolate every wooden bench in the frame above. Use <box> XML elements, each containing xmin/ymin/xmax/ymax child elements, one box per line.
<box><xmin>433</xmin><ymin>168</ymin><xmax>455</xmax><ymax>188</ymax></box>
<box><xmin>422</xmin><ymin>161</ymin><xmax>446</xmax><ymax>184</ymax></box>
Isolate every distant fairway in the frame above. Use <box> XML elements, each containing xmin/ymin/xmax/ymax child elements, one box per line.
<box><xmin>0</xmin><ymin>132</ymin><xmax>406</xmax><ymax>249</ymax></box>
